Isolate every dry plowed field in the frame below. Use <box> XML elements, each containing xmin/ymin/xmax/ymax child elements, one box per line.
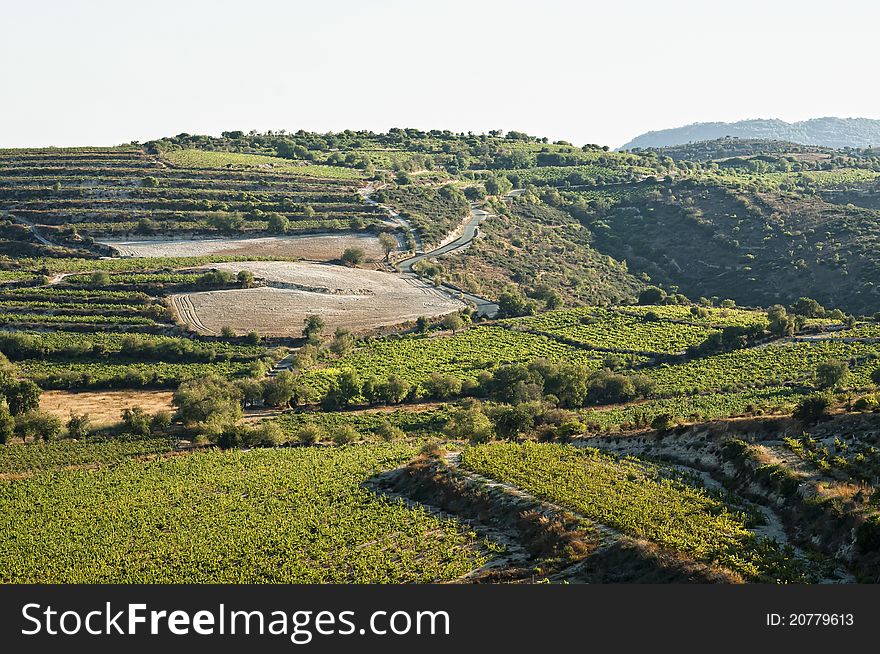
<box><xmin>172</xmin><ymin>261</ymin><xmax>464</xmax><ymax>335</ymax></box>
<box><xmin>99</xmin><ymin>233</ymin><xmax>392</xmax><ymax>261</ymax></box>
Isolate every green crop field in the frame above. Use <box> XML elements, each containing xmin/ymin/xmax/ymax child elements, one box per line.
<box><xmin>0</xmin><ymin>444</ymin><xmax>487</xmax><ymax>583</ymax></box>
<box><xmin>504</xmin><ymin>306</ymin><xmax>719</xmax><ymax>354</ymax></box>
<box><xmin>461</xmin><ymin>442</ymin><xmax>809</xmax><ymax>581</ymax></box>
<box><xmin>303</xmin><ymin>326</ymin><xmax>615</xmax><ymax>397</ymax></box>
<box><xmin>163</xmin><ymin>149</ymin><xmax>364</xmax><ymax>179</ymax></box>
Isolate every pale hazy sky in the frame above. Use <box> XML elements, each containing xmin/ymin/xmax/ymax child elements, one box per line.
<box><xmin>1</xmin><ymin>0</ymin><xmax>878</xmax><ymax>148</ymax></box>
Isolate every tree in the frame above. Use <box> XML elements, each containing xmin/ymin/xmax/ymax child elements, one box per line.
<box><xmin>322</xmin><ymin>369</ymin><xmax>361</xmax><ymax>409</ymax></box>
<box><xmin>0</xmin><ymin>399</ymin><xmax>14</xmax><ymax>444</ymax></box>
<box><xmin>1</xmin><ymin>379</ymin><xmax>40</xmax><ymax>415</ymax></box>
<box><xmin>66</xmin><ymin>412</ymin><xmax>92</xmax><ymax>439</ymax></box>
<box><xmin>815</xmin><ymin>360</ymin><xmax>848</xmax><ymax>389</ymax></box>
<box><xmin>586</xmin><ymin>371</ymin><xmax>638</xmax><ymax>405</ymax></box>
<box><xmin>14</xmin><ymin>410</ymin><xmax>62</xmax><ymax>442</ymax></box>
<box><xmin>767</xmin><ymin>305</ymin><xmax>795</xmax><ymax>337</ymax></box>
<box><xmin>497</xmin><ymin>287</ymin><xmax>537</xmax><ymax>318</ymax></box>
<box><xmin>207</xmin><ymin>212</ymin><xmax>245</xmax><ymax>233</ymax></box>
<box><xmin>172</xmin><ymin>374</ymin><xmax>243</xmax><ymax>431</ymax></box>
<box><xmin>235</xmin><ymin>378</ymin><xmax>264</xmax><ymax>408</ymax></box>
<box><xmin>415</xmin><ymin>316</ymin><xmax>430</xmax><ymax>333</ymax></box>
<box><xmin>341</xmin><ymin>247</ymin><xmax>366</xmax><ymax>266</ymax></box>
<box><xmin>378</xmin><ymin>232</ymin><xmax>397</xmax><ymax>261</ymax></box>
<box><xmin>638</xmin><ymin>286</ymin><xmax>666</xmax><ymax>305</ymax></box>
<box><xmin>266</xmin><ymin>213</ymin><xmax>289</xmax><ymax>233</ymax></box>
<box><xmin>793</xmin><ymin>394</ymin><xmax>832</xmax><ymax>424</ymax></box>
<box><xmin>303</xmin><ymin>314</ymin><xmax>325</xmax><ymax>344</ymax></box>
<box><xmin>484</xmin><ymin>175</ymin><xmax>513</xmax><ymax>196</ymax></box>
<box><xmin>142</xmin><ymin>176</ymin><xmax>159</xmax><ymax>188</ymax></box>
<box><xmin>378</xmin><ymin>375</ymin><xmax>410</xmax><ymax>404</ymax></box>
<box><xmin>444</xmin><ymin>405</ymin><xmax>494</xmax><ymax>443</ymax></box>
<box><xmin>221</xmin><ymin>325</ymin><xmax>236</xmax><ymax>338</ymax></box>
<box><xmin>263</xmin><ymin>371</ymin><xmax>299</xmax><ymax>408</ymax></box>
<box><xmin>329</xmin><ymin>328</ymin><xmax>355</xmax><ymax>356</ymax></box>
<box><xmin>791</xmin><ymin>297</ymin><xmax>825</xmax><ymax>318</ymax></box>
<box><xmin>423</xmin><ymin>372</ymin><xmax>462</xmax><ymax>399</ymax></box>
<box><xmin>489</xmin><ymin>403</ymin><xmax>538</xmax><ymax>440</ymax></box>
<box><xmin>441</xmin><ymin>312</ymin><xmax>465</xmax><ymax>334</ymax></box>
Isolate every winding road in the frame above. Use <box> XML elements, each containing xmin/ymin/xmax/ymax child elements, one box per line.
<box><xmin>361</xmin><ymin>184</ymin><xmax>517</xmax><ymax>318</ymax></box>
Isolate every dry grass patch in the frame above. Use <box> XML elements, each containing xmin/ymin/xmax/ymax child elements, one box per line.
<box><xmin>40</xmin><ymin>390</ymin><xmax>174</xmax><ymax>426</ymax></box>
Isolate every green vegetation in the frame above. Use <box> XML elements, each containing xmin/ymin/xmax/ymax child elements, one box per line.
<box><xmin>2</xmin><ymin>130</ymin><xmax>880</xmax><ymax>585</ymax></box>
<box><xmin>163</xmin><ymin>149</ymin><xmax>364</xmax><ymax>179</ymax></box>
<box><xmin>461</xmin><ymin>442</ymin><xmax>808</xmax><ymax>581</ymax></box>
<box><xmin>0</xmin><ymin>444</ymin><xmax>487</xmax><ymax>582</ymax></box>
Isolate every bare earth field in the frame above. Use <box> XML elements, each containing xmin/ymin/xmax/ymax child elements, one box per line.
<box><xmin>172</xmin><ymin>261</ymin><xmax>464</xmax><ymax>335</ymax></box>
<box><xmin>99</xmin><ymin>233</ymin><xmax>391</xmax><ymax>261</ymax></box>
<box><xmin>40</xmin><ymin>390</ymin><xmax>175</xmax><ymax>426</ymax></box>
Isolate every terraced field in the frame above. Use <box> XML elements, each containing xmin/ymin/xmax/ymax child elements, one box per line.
<box><xmin>0</xmin><ymin>148</ymin><xmax>385</xmax><ymax>241</ymax></box>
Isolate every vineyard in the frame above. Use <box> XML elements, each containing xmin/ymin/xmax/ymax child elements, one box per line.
<box><xmin>460</xmin><ymin>442</ymin><xmax>811</xmax><ymax>581</ymax></box>
<box><xmin>504</xmin><ymin>306</ymin><xmax>719</xmax><ymax>354</ymax></box>
<box><xmin>0</xmin><ymin>444</ymin><xmax>488</xmax><ymax>583</ymax></box>
<box><xmin>303</xmin><ymin>326</ymin><xmax>613</xmax><ymax>397</ymax></box>
<box><xmin>1</xmin><ymin>132</ymin><xmax>879</xmax><ymax>586</ymax></box>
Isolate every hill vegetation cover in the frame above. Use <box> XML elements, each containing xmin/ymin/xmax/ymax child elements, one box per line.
<box><xmin>1</xmin><ymin>128</ymin><xmax>879</xmax><ymax>584</ymax></box>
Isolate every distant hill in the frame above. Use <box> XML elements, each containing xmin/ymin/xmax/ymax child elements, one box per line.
<box><xmin>650</xmin><ymin>137</ymin><xmax>838</xmax><ymax>162</ymax></box>
<box><xmin>619</xmin><ymin>118</ymin><xmax>880</xmax><ymax>151</ymax></box>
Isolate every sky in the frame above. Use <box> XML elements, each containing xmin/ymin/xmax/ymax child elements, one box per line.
<box><xmin>1</xmin><ymin>0</ymin><xmax>878</xmax><ymax>149</ymax></box>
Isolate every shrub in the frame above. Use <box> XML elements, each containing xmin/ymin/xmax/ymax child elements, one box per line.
<box><xmin>90</xmin><ymin>270</ymin><xmax>111</xmax><ymax>286</ymax></box>
<box><xmin>237</xmin><ymin>270</ymin><xmax>255</xmax><ymax>287</ymax></box>
<box><xmin>815</xmin><ymin>360</ymin><xmax>848</xmax><ymax>389</ymax></box>
<box><xmin>376</xmin><ymin>420</ymin><xmax>405</xmax><ymax>441</ymax></box>
<box><xmin>331</xmin><ymin>424</ymin><xmax>360</xmax><ymax>445</ymax></box>
<box><xmin>0</xmin><ymin>399</ymin><xmax>13</xmax><ymax>444</ymax></box>
<box><xmin>638</xmin><ymin>286</ymin><xmax>666</xmax><ymax>305</ymax></box>
<box><xmin>651</xmin><ymin>413</ymin><xmax>677</xmax><ymax>432</ymax></box>
<box><xmin>150</xmin><ymin>411</ymin><xmax>173</xmax><ymax>433</ymax></box>
<box><xmin>297</xmin><ymin>423</ymin><xmax>325</xmax><ymax>445</ymax></box>
<box><xmin>856</xmin><ymin>515</ymin><xmax>880</xmax><ymax>553</ymax></box>
<box><xmin>66</xmin><ymin>412</ymin><xmax>92</xmax><ymax>439</ymax></box>
<box><xmin>121</xmin><ymin>406</ymin><xmax>151</xmax><ymax>437</ymax></box>
<box><xmin>341</xmin><ymin>247</ymin><xmax>366</xmax><ymax>266</ymax></box>
<box><xmin>249</xmin><ymin>422</ymin><xmax>287</xmax><ymax>447</ymax></box>
<box><xmin>792</xmin><ymin>394</ymin><xmax>832</xmax><ymax>424</ymax></box>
